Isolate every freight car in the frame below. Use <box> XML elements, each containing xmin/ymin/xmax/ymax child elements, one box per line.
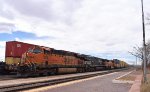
<box><xmin>0</xmin><ymin>62</ymin><xmax>6</xmax><ymax>74</ymax></box>
<box><xmin>5</xmin><ymin>41</ymin><xmax>35</xmax><ymax>72</ymax></box>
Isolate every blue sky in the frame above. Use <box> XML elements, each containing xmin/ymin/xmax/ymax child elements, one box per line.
<box><xmin>0</xmin><ymin>31</ymin><xmax>50</xmax><ymax>41</ymax></box>
<box><xmin>0</xmin><ymin>0</ymin><xmax>150</xmax><ymax>64</ymax></box>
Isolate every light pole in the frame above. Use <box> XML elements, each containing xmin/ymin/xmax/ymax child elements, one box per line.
<box><xmin>136</xmin><ymin>57</ymin><xmax>137</xmax><ymax>70</ymax></box>
<box><xmin>141</xmin><ymin>0</ymin><xmax>147</xmax><ymax>83</ymax></box>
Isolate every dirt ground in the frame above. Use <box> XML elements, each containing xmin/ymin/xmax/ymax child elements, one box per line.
<box><xmin>141</xmin><ymin>74</ymin><xmax>150</xmax><ymax>92</ymax></box>
<box><xmin>117</xmin><ymin>69</ymin><xmax>142</xmax><ymax>81</ymax></box>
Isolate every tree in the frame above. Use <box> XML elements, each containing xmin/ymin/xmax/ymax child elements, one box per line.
<box><xmin>129</xmin><ymin>40</ymin><xmax>150</xmax><ymax>67</ymax></box>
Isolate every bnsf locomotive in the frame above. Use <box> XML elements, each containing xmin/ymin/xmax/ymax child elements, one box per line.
<box><xmin>3</xmin><ymin>41</ymin><xmax>128</xmax><ymax>76</ymax></box>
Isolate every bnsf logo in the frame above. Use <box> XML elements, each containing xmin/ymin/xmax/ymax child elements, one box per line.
<box><xmin>17</xmin><ymin>44</ymin><xmax>21</xmax><ymax>47</ymax></box>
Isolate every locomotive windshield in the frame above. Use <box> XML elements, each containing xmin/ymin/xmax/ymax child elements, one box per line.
<box><xmin>27</xmin><ymin>46</ymin><xmax>43</xmax><ymax>54</ymax></box>
<box><xmin>33</xmin><ymin>47</ymin><xmax>43</xmax><ymax>54</ymax></box>
<box><xmin>28</xmin><ymin>48</ymin><xmax>33</xmax><ymax>53</ymax></box>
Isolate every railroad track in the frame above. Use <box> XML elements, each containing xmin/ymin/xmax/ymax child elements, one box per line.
<box><xmin>0</xmin><ymin>75</ymin><xmax>18</xmax><ymax>81</ymax></box>
<box><xmin>0</xmin><ymin>68</ymin><xmax>129</xmax><ymax>92</ymax></box>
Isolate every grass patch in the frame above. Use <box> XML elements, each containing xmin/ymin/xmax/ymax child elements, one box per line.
<box><xmin>117</xmin><ymin>75</ymin><xmax>136</xmax><ymax>81</ymax></box>
<box><xmin>117</xmin><ymin>70</ymin><xmax>141</xmax><ymax>81</ymax></box>
<box><xmin>141</xmin><ymin>74</ymin><xmax>150</xmax><ymax>92</ymax></box>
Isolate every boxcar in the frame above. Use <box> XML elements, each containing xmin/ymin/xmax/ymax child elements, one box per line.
<box><xmin>5</xmin><ymin>41</ymin><xmax>35</xmax><ymax>72</ymax></box>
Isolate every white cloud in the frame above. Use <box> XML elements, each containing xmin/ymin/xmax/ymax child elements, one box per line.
<box><xmin>0</xmin><ymin>41</ymin><xmax>6</xmax><ymax>61</ymax></box>
<box><xmin>0</xmin><ymin>22</ymin><xmax>16</xmax><ymax>34</ymax></box>
<box><xmin>0</xmin><ymin>0</ymin><xmax>150</xmax><ymax>63</ymax></box>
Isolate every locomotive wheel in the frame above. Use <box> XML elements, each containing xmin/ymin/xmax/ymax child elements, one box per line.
<box><xmin>39</xmin><ymin>73</ymin><xmax>44</xmax><ymax>76</ymax></box>
<box><xmin>50</xmin><ymin>68</ymin><xmax>58</xmax><ymax>75</ymax></box>
<box><xmin>77</xmin><ymin>68</ymin><xmax>84</xmax><ymax>73</ymax></box>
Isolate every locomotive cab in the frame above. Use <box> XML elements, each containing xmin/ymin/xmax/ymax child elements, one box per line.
<box><xmin>32</xmin><ymin>46</ymin><xmax>43</xmax><ymax>54</ymax></box>
<box><xmin>20</xmin><ymin>46</ymin><xmax>44</xmax><ymax>65</ymax></box>
<box><xmin>17</xmin><ymin>46</ymin><xmax>46</xmax><ymax>76</ymax></box>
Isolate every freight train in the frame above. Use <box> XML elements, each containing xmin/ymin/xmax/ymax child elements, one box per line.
<box><xmin>3</xmin><ymin>41</ymin><xmax>128</xmax><ymax>77</ymax></box>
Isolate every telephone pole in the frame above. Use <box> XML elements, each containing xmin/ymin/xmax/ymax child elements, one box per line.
<box><xmin>136</xmin><ymin>57</ymin><xmax>137</xmax><ymax>70</ymax></box>
<box><xmin>141</xmin><ymin>0</ymin><xmax>147</xmax><ymax>83</ymax></box>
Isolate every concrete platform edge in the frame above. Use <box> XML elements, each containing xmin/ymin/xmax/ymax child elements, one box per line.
<box><xmin>129</xmin><ymin>75</ymin><xmax>142</xmax><ymax>92</ymax></box>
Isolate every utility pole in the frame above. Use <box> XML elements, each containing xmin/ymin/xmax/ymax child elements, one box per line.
<box><xmin>136</xmin><ymin>57</ymin><xmax>137</xmax><ymax>70</ymax></box>
<box><xmin>141</xmin><ymin>0</ymin><xmax>147</xmax><ymax>83</ymax></box>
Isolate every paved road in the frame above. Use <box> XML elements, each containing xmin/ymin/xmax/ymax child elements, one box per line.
<box><xmin>27</xmin><ymin>70</ymin><xmax>132</xmax><ymax>92</ymax></box>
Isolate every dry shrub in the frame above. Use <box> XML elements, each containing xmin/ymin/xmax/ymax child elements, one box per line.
<box><xmin>141</xmin><ymin>74</ymin><xmax>150</xmax><ymax>92</ymax></box>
